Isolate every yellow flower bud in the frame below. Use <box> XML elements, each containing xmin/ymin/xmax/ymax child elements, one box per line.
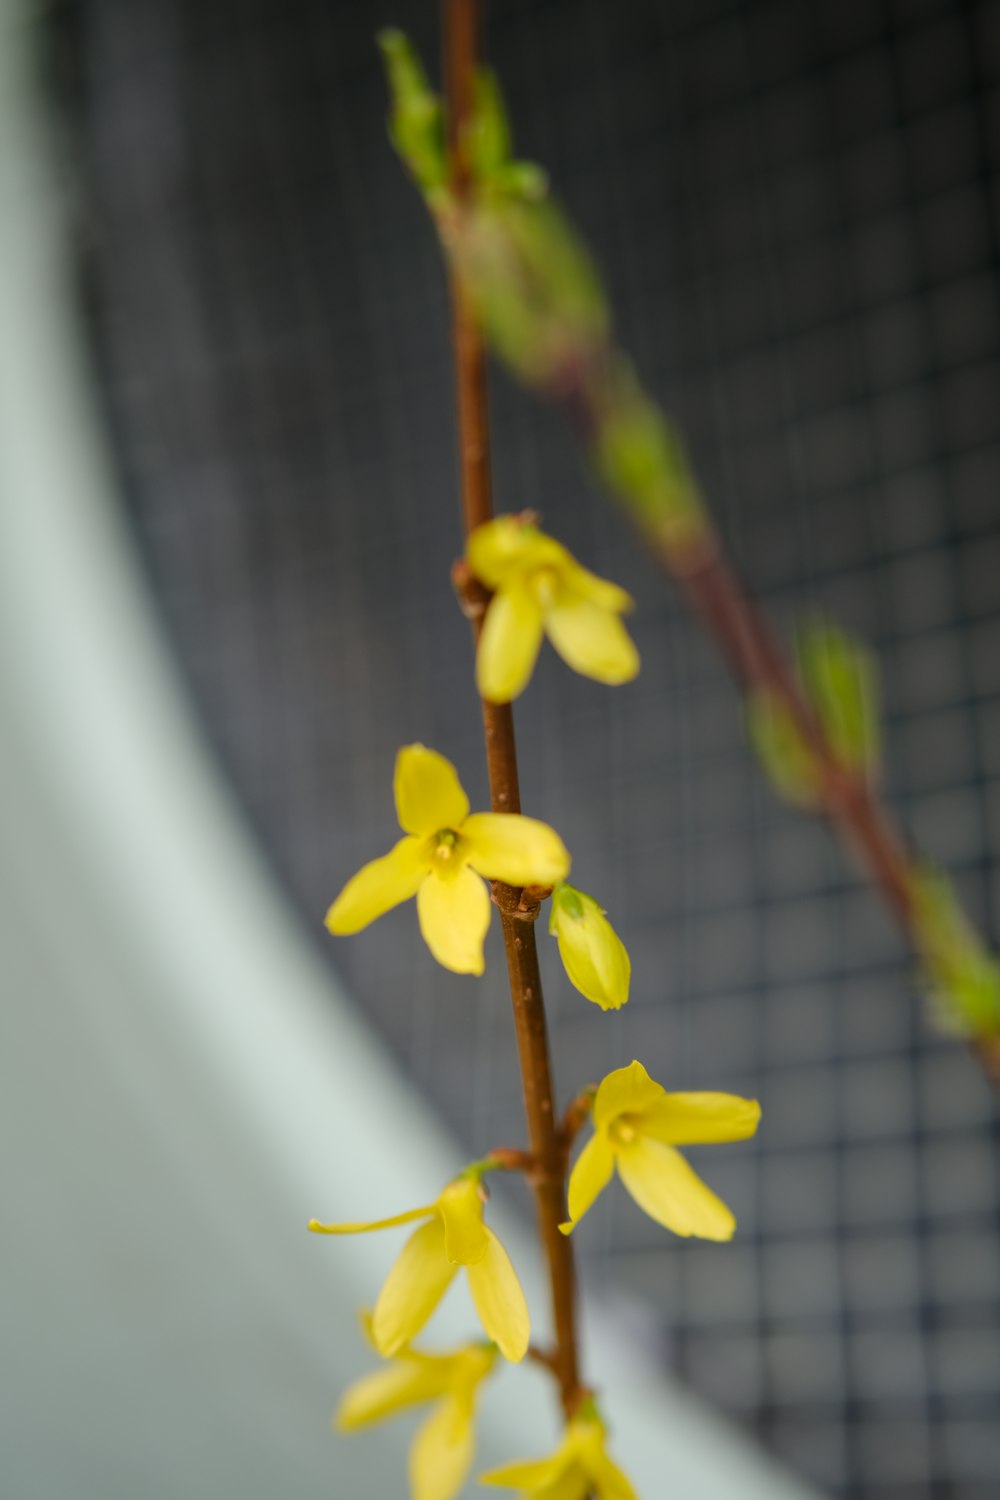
<box><xmin>549</xmin><ymin>882</ymin><xmax>630</xmax><ymax>1010</ymax></box>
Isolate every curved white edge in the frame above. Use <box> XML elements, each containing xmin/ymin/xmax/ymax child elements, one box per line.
<box><xmin>0</xmin><ymin>7</ymin><xmax>821</xmax><ymax>1498</ymax></box>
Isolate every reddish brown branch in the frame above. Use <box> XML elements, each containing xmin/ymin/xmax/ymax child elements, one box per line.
<box><xmin>669</xmin><ymin>530</ymin><xmax>915</xmax><ymax>918</ymax></box>
<box><xmin>664</xmin><ymin>528</ymin><xmax>1000</xmax><ymax>1085</ymax></box>
<box><xmin>443</xmin><ymin>0</ymin><xmax>585</xmax><ymax>1415</ymax></box>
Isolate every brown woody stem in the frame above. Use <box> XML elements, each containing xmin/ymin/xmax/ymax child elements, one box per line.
<box><xmin>442</xmin><ymin>0</ymin><xmax>584</xmax><ymax>1414</ymax></box>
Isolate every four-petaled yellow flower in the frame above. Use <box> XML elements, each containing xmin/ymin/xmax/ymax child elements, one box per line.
<box><xmin>467</xmin><ymin>515</ymin><xmax>640</xmax><ymax>703</ymax></box>
<box><xmin>337</xmin><ymin>1324</ymin><xmax>496</xmax><ymax>1500</ymax></box>
<box><xmin>562</xmin><ymin>1060</ymin><xmax>760</xmax><ymax>1241</ymax></box>
<box><xmin>480</xmin><ymin>1408</ymin><xmax>636</xmax><ymax>1500</ymax></box>
<box><xmin>326</xmin><ymin>744</ymin><xmax>570</xmax><ymax>974</ymax></box>
<box><xmin>549</xmin><ymin>882</ymin><xmax>631</xmax><ymax>1010</ymax></box>
<box><xmin>309</xmin><ymin>1173</ymin><xmax>530</xmax><ymax>1362</ymax></box>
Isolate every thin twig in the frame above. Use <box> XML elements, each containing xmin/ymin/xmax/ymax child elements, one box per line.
<box><xmin>486</xmin><ymin>1147</ymin><xmax>538</xmax><ymax>1175</ymax></box>
<box><xmin>442</xmin><ymin>0</ymin><xmax>585</xmax><ymax>1416</ymax></box>
<box><xmin>654</xmin><ymin>526</ymin><xmax>1000</xmax><ymax>1086</ymax></box>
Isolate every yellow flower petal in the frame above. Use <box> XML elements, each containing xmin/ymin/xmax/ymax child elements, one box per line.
<box><xmin>416</xmin><ymin>865</ymin><xmax>491</xmax><ymax>974</ymax></box>
<box><xmin>466</xmin><ymin>515</ymin><xmax>566</xmax><ymax>589</ymax></box>
<box><xmin>616</xmin><ymin>1137</ymin><xmax>736</xmax><ymax>1241</ymax></box>
<box><xmin>308</xmin><ymin>1205</ymin><xmax>433</xmax><ymax>1236</ymax></box>
<box><xmin>462</xmin><ymin>812</ymin><xmax>570</xmax><ymax>887</ymax></box>
<box><xmin>372</xmin><ymin>1218</ymin><xmax>458</xmax><ymax>1355</ymax></box>
<box><xmin>325</xmin><ymin>835</ymin><xmax>428</xmax><ymax>935</ymax></box>
<box><xmin>394</xmin><ymin>744</ymin><xmax>470</xmax><ymax>836</ymax></box>
<box><xmin>562</xmin><ymin>1132</ymin><xmax>616</xmax><ymax>1233</ymax></box>
<box><xmin>639</xmin><ymin>1092</ymin><xmax>761</xmax><ymax>1147</ymax></box>
<box><xmin>409</xmin><ymin>1393</ymin><xmax>476</xmax><ymax>1500</ymax></box>
<box><xmin>561</xmin><ymin>557</ymin><xmax>634</xmax><ymax>615</ymax></box>
<box><xmin>466</xmin><ymin>1227</ymin><xmax>530</xmax><ymax>1362</ymax></box>
<box><xmin>588</xmin><ymin>1449</ymin><xmax>639</xmax><ymax>1500</ymax></box>
<box><xmin>526</xmin><ymin>1471</ymin><xmax>587</xmax><ymax>1500</ymax></box>
<box><xmin>592</xmin><ymin>1059</ymin><xmax>665</xmax><ymax>1132</ymax></box>
<box><xmin>436</xmin><ymin>1178</ymin><xmax>489</xmax><ymax>1265</ymax></box>
<box><xmin>544</xmin><ymin>598</ymin><xmax>639</xmax><ymax>685</ymax></box>
<box><xmin>479</xmin><ymin>1449</ymin><xmax>572</xmax><ymax>1490</ymax></box>
<box><xmin>551</xmin><ymin>886</ymin><xmax>630</xmax><ymax>1010</ymax></box>
<box><xmin>335</xmin><ymin>1361</ymin><xmax>449</xmax><ymax>1431</ymax></box>
<box><xmin>476</xmin><ymin>582</ymin><xmax>545</xmax><ymax>702</ymax></box>
<box><xmin>567</xmin><ymin>1419</ymin><xmax>636</xmax><ymax>1500</ymax></box>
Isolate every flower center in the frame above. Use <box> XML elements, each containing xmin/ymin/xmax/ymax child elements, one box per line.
<box><xmin>610</xmin><ymin>1114</ymin><xmax>639</xmax><ymax>1146</ymax></box>
<box><xmin>432</xmin><ymin>828</ymin><xmax>461</xmax><ymax>871</ymax></box>
<box><xmin>531</xmin><ymin>566</ymin><xmax>560</xmax><ymax>609</ymax></box>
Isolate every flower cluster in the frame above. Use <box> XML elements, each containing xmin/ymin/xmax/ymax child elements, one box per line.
<box><xmin>316</xmin><ymin>516</ymin><xmax>761</xmax><ymax>1499</ymax></box>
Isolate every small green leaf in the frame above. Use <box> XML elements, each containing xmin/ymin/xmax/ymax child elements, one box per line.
<box><xmin>746</xmin><ymin>690</ymin><xmax>823</xmax><ymax>808</ymax></box>
<box><xmin>469</xmin><ymin>69</ymin><xmax>512</xmax><ymax>179</ymax></box>
<box><xmin>911</xmin><ymin>866</ymin><xmax>1000</xmax><ymax>1035</ymax></box>
<box><xmin>459</xmin><ymin>197</ymin><xmax>608</xmax><ymax>386</ymax></box>
<box><xmin>798</xmin><ymin>622</ymin><xmax>880</xmax><ymax>776</ymax></box>
<box><xmin>591</xmin><ymin>360</ymin><xmax>705</xmax><ymax>537</ymax></box>
<box><xmin>549</xmin><ymin>881</ymin><xmax>585</xmax><ymax>931</ymax></box>
<box><xmin>492</xmin><ymin>160</ymin><xmax>549</xmax><ymax>202</ymax></box>
<box><xmin>377</xmin><ymin>29</ymin><xmax>448</xmax><ymax>195</ymax></box>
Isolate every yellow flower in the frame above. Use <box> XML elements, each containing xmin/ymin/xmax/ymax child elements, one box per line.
<box><xmin>479</xmin><ymin>1408</ymin><xmax>636</xmax><ymax>1500</ymax></box>
<box><xmin>549</xmin><ymin>882</ymin><xmax>630</xmax><ymax>1010</ymax></box>
<box><xmin>326</xmin><ymin>744</ymin><xmax>570</xmax><ymax>974</ymax></box>
<box><xmin>467</xmin><ymin>515</ymin><xmax>639</xmax><ymax>702</ymax></box>
<box><xmin>561</xmin><ymin>1060</ymin><xmax>760</xmax><ymax>1241</ymax></box>
<box><xmin>309</xmin><ymin>1173</ymin><xmax>530</xmax><ymax>1362</ymax></box>
<box><xmin>337</xmin><ymin>1327</ymin><xmax>496</xmax><ymax>1500</ymax></box>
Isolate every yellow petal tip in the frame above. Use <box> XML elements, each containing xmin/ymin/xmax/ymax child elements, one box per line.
<box><xmin>476</xmin><ymin>668</ymin><xmax>517</xmax><ymax>706</ymax></box>
<box><xmin>371</xmin><ymin>1327</ymin><xmax>401</xmax><ymax>1358</ymax></box>
<box><xmin>433</xmin><ymin>952</ymin><xmax>486</xmax><ymax>978</ymax></box>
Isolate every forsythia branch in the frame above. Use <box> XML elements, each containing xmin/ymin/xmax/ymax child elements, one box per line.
<box><xmin>440</xmin><ymin>0</ymin><xmax>585</xmax><ymax>1415</ymax></box>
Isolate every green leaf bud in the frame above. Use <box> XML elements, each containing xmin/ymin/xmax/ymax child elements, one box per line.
<box><xmin>797</xmin><ymin>621</ymin><xmax>880</xmax><ymax>777</ymax></box>
<box><xmin>377</xmin><ymin>29</ymin><xmax>448</xmax><ymax>196</ymax></box>
<box><xmin>911</xmin><ymin>866</ymin><xmax>1000</xmax><ymax>1035</ymax></box>
<box><xmin>746</xmin><ymin>690</ymin><xmax>824</xmax><ymax>808</ymax></box>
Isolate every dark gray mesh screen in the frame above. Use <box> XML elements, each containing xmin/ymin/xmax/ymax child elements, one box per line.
<box><xmin>57</xmin><ymin>0</ymin><xmax>1000</xmax><ymax>1495</ymax></box>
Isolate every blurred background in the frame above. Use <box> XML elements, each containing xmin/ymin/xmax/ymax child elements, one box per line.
<box><xmin>4</xmin><ymin>0</ymin><xmax>1000</xmax><ymax>1496</ymax></box>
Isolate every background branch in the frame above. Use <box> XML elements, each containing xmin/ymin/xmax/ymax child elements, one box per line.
<box><xmin>379</xmin><ymin>22</ymin><xmax>1000</xmax><ymax>1088</ymax></box>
